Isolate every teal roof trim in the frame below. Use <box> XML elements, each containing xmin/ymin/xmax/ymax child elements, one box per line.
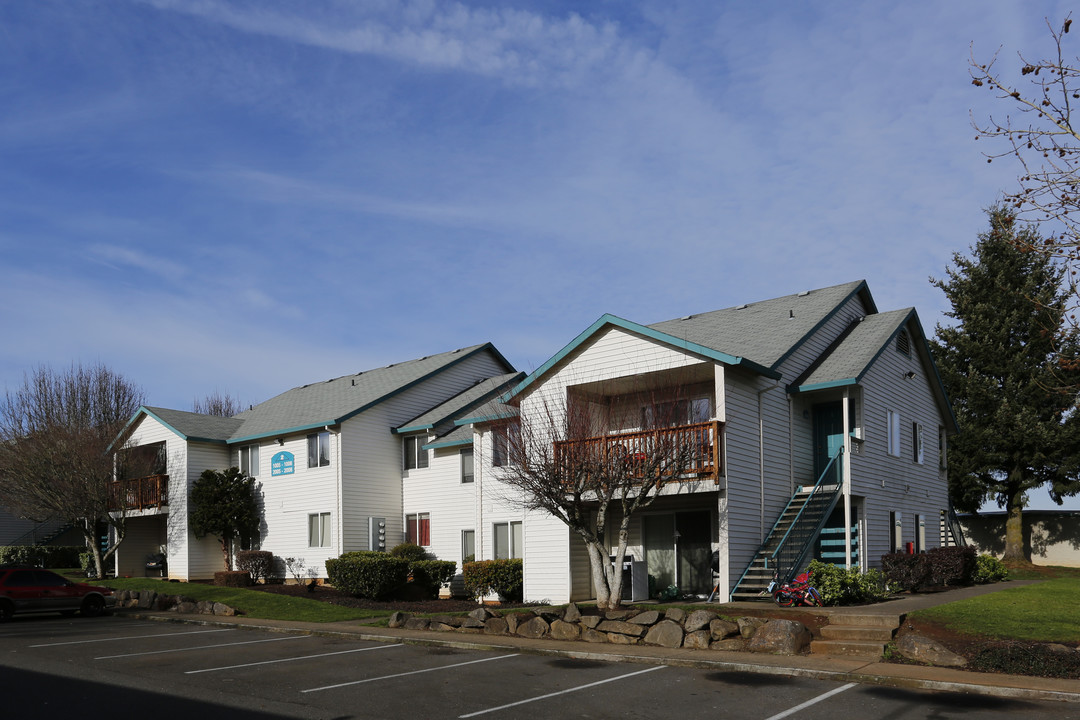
<box><xmin>795</xmin><ymin>378</ymin><xmax>859</xmax><ymax>392</ymax></box>
<box><xmin>453</xmin><ymin>410</ymin><xmax>517</xmax><ymax>427</ymax></box>
<box><xmin>770</xmin><ymin>281</ymin><xmax>874</xmax><ymax>371</ymax></box>
<box><xmin>393</xmin><ymin>422</ymin><xmax>434</xmax><ymax>434</ymax></box>
<box><xmin>229</xmin><ymin>421</ymin><xmax>337</xmax><ymax>444</ymax></box>
<box><xmin>423</xmin><ymin>437</ymin><xmax>473</xmax><ymax>450</ymax></box>
<box><xmin>505</xmin><ymin>314</ymin><xmax>780</xmax><ymax>401</ymax></box>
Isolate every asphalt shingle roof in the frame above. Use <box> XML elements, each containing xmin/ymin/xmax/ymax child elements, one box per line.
<box><xmin>790</xmin><ymin>308</ymin><xmax>914</xmax><ymax>390</ymax></box>
<box><xmin>396</xmin><ymin>371</ymin><xmax>524</xmax><ymax>434</ymax></box>
<box><xmin>647</xmin><ymin>280</ymin><xmax>871</xmax><ymax>371</ymax></box>
<box><xmin>140</xmin><ymin>407</ymin><xmax>245</xmax><ymax>443</ymax></box>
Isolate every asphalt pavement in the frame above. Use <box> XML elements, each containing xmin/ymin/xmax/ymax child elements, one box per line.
<box><xmin>123</xmin><ymin>581</ymin><xmax>1080</xmax><ymax>705</ymax></box>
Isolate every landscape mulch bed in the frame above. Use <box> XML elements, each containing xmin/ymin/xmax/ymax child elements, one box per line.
<box><xmin>246</xmin><ymin>583</ymin><xmax>529</xmax><ymax>613</ymax></box>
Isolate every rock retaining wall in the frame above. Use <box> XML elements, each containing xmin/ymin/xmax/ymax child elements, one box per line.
<box><xmin>114</xmin><ymin>589</ymin><xmax>239</xmax><ymax>617</ymax></box>
<box><xmin>389</xmin><ymin>604</ymin><xmax>812</xmax><ymax>655</ymax></box>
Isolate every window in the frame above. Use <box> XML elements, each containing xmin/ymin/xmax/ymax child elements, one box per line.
<box><xmin>887</xmin><ymin>410</ymin><xmax>901</xmax><ymax>457</ymax></box>
<box><xmin>642</xmin><ymin>397</ymin><xmax>711</xmax><ymax>428</ymax></box>
<box><xmin>239</xmin><ymin>444</ymin><xmax>260</xmax><ymax>476</ymax></box>
<box><xmin>462</xmin><ymin>529</ymin><xmax>475</xmax><ymax>564</ymax></box>
<box><xmin>307</xmin><ymin>432</ymin><xmax>331</xmax><ymax>468</ymax></box>
<box><xmin>460</xmin><ymin>448</ymin><xmax>474</xmax><ymax>483</ymax></box>
<box><xmin>308</xmin><ymin>512</ymin><xmax>331</xmax><ymax>548</ymax></box>
<box><xmin>493</xmin><ymin>521</ymin><xmax>522</xmax><ymax>559</ymax></box>
<box><xmin>492</xmin><ymin>423</ymin><xmax>519</xmax><ymax>467</ymax></box>
<box><xmin>912</xmin><ymin>422</ymin><xmax>924</xmax><ymax>464</ymax></box>
<box><xmin>406</xmin><ymin>512</ymin><xmax>430</xmax><ymax>546</ymax></box>
<box><xmin>403</xmin><ymin>436</ymin><xmax>429</xmax><ymax>470</ymax></box>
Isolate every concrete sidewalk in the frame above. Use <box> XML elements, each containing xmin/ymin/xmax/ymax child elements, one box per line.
<box><xmin>126</xmin><ymin>581</ymin><xmax>1080</xmax><ymax>706</ymax></box>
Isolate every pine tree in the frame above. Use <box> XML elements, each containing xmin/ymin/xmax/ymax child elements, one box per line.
<box><xmin>931</xmin><ymin>208</ymin><xmax>1080</xmax><ymax>563</ymax></box>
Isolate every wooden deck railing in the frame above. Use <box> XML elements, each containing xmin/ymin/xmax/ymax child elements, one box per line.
<box><xmin>553</xmin><ymin>421</ymin><xmax>723</xmax><ymax>484</ymax></box>
<box><xmin>108</xmin><ymin>474</ymin><xmax>169</xmax><ymax>511</ymax></box>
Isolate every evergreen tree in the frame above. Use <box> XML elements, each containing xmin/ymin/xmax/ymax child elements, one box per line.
<box><xmin>931</xmin><ymin>208</ymin><xmax>1080</xmax><ymax>562</ymax></box>
<box><xmin>189</xmin><ymin>467</ymin><xmax>261</xmax><ymax>570</ymax></box>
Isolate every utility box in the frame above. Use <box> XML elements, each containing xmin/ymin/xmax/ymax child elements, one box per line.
<box><xmin>368</xmin><ymin>517</ymin><xmax>387</xmax><ymax>552</ymax></box>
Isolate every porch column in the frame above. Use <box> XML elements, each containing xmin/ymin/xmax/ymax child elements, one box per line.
<box><xmin>842</xmin><ymin>388</ymin><xmax>852</xmax><ymax>569</ymax></box>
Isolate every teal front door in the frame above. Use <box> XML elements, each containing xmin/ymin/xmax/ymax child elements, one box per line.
<box><xmin>812</xmin><ymin>402</ymin><xmax>844</xmax><ymax>486</ymax></box>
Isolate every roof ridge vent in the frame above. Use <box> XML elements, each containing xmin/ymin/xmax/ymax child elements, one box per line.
<box><xmin>735</xmin><ymin>304</ymin><xmax>748</xmax><ymax>310</ymax></box>
<box><xmin>797</xmin><ymin>290</ymin><xmax>810</xmax><ymax>297</ymax></box>
<box><xmin>680</xmin><ymin>315</ymin><xmax>693</xmax><ymax>321</ymax></box>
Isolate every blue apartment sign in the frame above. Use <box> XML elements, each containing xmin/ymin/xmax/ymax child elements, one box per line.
<box><xmin>271</xmin><ymin>451</ymin><xmax>295</xmax><ymax>477</ymax></box>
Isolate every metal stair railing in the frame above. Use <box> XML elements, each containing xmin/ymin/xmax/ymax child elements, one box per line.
<box><xmin>7</xmin><ymin>519</ymin><xmax>74</xmax><ymax>547</ymax></box>
<box><xmin>947</xmin><ymin>506</ymin><xmax>967</xmax><ymax>547</ymax></box>
<box><xmin>729</xmin><ymin>448</ymin><xmax>845</xmax><ymax>600</ymax></box>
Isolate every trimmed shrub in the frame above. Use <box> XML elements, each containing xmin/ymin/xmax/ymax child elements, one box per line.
<box><xmin>807</xmin><ymin>560</ymin><xmax>893</xmax><ymax>605</ymax></box>
<box><xmin>214</xmin><ymin>570</ymin><xmax>251</xmax><ymax>587</ymax></box>
<box><xmin>236</xmin><ymin>550</ymin><xmax>274</xmax><ymax>584</ymax></box>
<box><xmin>409</xmin><ymin>560</ymin><xmax>458</xmax><ymax>599</ymax></box>
<box><xmin>0</xmin><ymin>545</ymin><xmax>84</xmax><ymax>568</ymax></box>
<box><xmin>389</xmin><ymin>542</ymin><xmax>432</xmax><ymax>562</ymax></box>
<box><xmin>973</xmin><ymin>553</ymin><xmax>1008</xmax><ymax>584</ymax></box>
<box><xmin>882</xmin><ymin>546</ymin><xmax>976</xmax><ymax>591</ymax></box>
<box><xmin>326</xmin><ymin>552</ymin><xmax>409</xmax><ymax>600</ymax></box>
<box><xmin>463</xmin><ymin>559</ymin><xmax>523</xmax><ymax>602</ymax></box>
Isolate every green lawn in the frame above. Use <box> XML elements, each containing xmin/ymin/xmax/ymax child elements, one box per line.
<box><xmin>909</xmin><ymin>574</ymin><xmax>1080</xmax><ymax>644</ymax></box>
<box><xmin>70</xmin><ymin>573</ymin><xmax>392</xmax><ymax>623</ymax></box>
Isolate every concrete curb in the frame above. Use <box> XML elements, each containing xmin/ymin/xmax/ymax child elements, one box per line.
<box><xmin>123</xmin><ymin>610</ymin><xmax>1080</xmax><ymax>705</ymax></box>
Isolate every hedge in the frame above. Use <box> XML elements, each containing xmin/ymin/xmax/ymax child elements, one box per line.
<box><xmin>881</xmin><ymin>546</ymin><xmax>976</xmax><ymax>591</ymax></box>
<box><xmin>0</xmin><ymin>545</ymin><xmax>84</xmax><ymax>568</ymax></box>
<box><xmin>409</xmin><ymin>560</ymin><xmax>457</xmax><ymax>599</ymax></box>
<box><xmin>326</xmin><ymin>552</ymin><xmax>410</xmax><ymax>599</ymax></box>
<box><xmin>806</xmin><ymin>559</ymin><xmax>892</xmax><ymax>606</ymax></box>
<box><xmin>236</xmin><ymin>550</ymin><xmax>275</xmax><ymax>583</ymax></box>
<box><xmin>462</xmin><ymin>559</ymin><xmax>523</xmax><ymax>602</ymax></box>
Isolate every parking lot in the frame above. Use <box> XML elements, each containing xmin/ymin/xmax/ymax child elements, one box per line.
<box><xmin>1</xmin><ymin>614</ymin><xmax>1074</xmax><ymax>719</ymax></box>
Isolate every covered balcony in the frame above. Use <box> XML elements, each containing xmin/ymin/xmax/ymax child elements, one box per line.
<box><xmin>553</xmin><ymin>420</ymin><xmax>724</xmax><ymax>484</ymax></box>
<box><xmin>108</xmin><ymin>474</ymin><xmax>168</xmax><ymax>511</ymax></box>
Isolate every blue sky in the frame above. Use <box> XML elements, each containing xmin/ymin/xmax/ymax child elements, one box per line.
<box><xmin>1</xmin><ymin>1</ymin><xmax>1075</xmax><ymax>510</ymax></box>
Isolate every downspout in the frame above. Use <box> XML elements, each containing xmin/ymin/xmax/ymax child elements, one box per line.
<box><xmin>326</xmin><ymin>425</ymin><xmax>342</xmax><ymax>562</ymax></box>
<box><xmin>841</xmin><ymin>394</ymin><xmax>852</xmax><ymax>569</ymax></box>
<box><xmin>757</xmin><ymin>381</ymin><xmax>781</xmax><ymax>537</ymax></box>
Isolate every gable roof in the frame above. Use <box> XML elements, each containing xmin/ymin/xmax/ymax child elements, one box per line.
<box><xmin>506</xmin><ymin>281</ymin><xmax>871</xmax><ymax>400</ymax></box>
<box><xmin>228</xmin><ymin>343</ymin><xmax>513</xmax><ymax>443</ymax></box>
<box><xmin>120</xmin><ymin>343</ymin><xmax>515</xmax><ymax>447</ymax></box>
<box><xmin>395</xmin><ymin>371</ymin><xmax>525</xmax><ymax>435</ymax></box>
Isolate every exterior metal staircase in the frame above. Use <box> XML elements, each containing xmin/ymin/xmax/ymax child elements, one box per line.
<box><xmin>730</xmin><ymin>449</ymin><xmax>845</xmax><ymax>601</ymax></box>
<box><xmin>7</xmin><ymin>519</ymin><xmax>75</xmax><ymax>547</ymax></box>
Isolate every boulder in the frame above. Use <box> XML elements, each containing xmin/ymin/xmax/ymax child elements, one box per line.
<box><xmin>388</xmin><ymin>611</ymin><xmax>408</xmax><ymax>628</ymax></box>
<box><xmin>137</xmin><ymin>591</ymin><xmax>156</xmax><ymax>609</ymax></box>
<box><xmin>175</xmin><ymin>601</ymin><xmax>197</xmax><ymax>614</ymax></box>
<box><xmin>607</xmin><ymin>632</ymin><xmax>639</xmax><ymax>645</ymax></box>
<box><xmin>196</xmin><ymin>600</ymin><xmax>216</xmax><ymax>615</ymax></box>
<box><xmin>562</xmin><ymin>603</ymin><xmax>582</xmax><ymax>623</ymax></box>
<box><xmin>709</xmin><ymin>618</ymin><xmax>739</xmax><ymax>640</ymax></box>
<box><xmin>403</xmin><ymin>617</ymin><xmax>431</xmax><ymax>630</ymax></box>
<box><xmin>644</xmin><ymin>620</ymin><xmax>684</xmax><ymax>648</ymax></box>
<box><xmin>484</xmin><ymin>617</ymin><xmax>509</xmax><ymax>635</ymax></box>
<box><xmin>684</xmin><ymin>610</ymin><xmax>717</xmax><ymax>633</ymax></box>
<box><xmin>894</xmin><ymin>634</ymin><xmax>967</xmax><ymax>667</ymax></box>
<box><xmin>597</xmin><ymin>620</ymin><xmax>647</xmax><ymax>637</ymax></box>
<box><xmin>604</xmin><ymin>609</ymin><xmax>633</xmax><ymax>621</ymax></box>
<box><xmin>628</xmin><ymin>610</ymin><xmax>660</xmax><ymax>626</ymax></box>
<box><xmin>582</xmin><ymin>628</ymin><xmax>608</xmax><ymax>643</ymax></box>
<box><xmin>682</xmin><ymin>630</ymin><xmax>711</xmax><ymax>650</ymax></box>
<box><xmin>550</xmin><ymin>620</ymin><xmax>581</xmax><ymax>641</ymax></box>
<box><xmin>468</xmin><ymin>607</ymin><xmax>496</xmax><ymax>623</ymax></box>
<box><xmin>747</xmin><ymin>620</ymin><xmax>811</xmax><ymax>655</ymax></box>
<box><xmin>212</xmin><ymin>602</ymin><xmax>236</xmax><ymax>616</ymax></box>
<box><xmin>429</xmin><ymin>614</ymin><xmax>462</xmax><ymax>627</ymax></box>
<box><xmin>579</xmin><ymin>615</ymin><xmax>602</xmax><ymax>629</ymax></box>
<box><xmin>516</xmin><ymin>616</ymin><xmax>550</xmax><ymax>639</ymax></box>
<box><xmin>737</xmin><ymin>616</ymin><xmax>767</xmax><ymax>639</ymax></box>
<box><xmin>664</xmin><ymin>608</ymin><xmax>687</xmax><ymax>624</ymax></box>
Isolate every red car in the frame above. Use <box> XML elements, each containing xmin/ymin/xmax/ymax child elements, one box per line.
<box><xmin>0</xmin><ymin>567</ymin><xmax>116</xmax><ymax>620</ymax></box>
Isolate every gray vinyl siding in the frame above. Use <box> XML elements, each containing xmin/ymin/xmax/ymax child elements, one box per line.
<box><xmin>851</xmin><ymin>329</ymin><xmax>949</xmax><ymax>567</ymax></box>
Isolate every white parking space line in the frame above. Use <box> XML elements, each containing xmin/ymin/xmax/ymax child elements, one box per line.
<box><xmin>95</xmin><ymin>634</ymin><xmax>307</xmax><ymax>660</ymax></box>
<box><xmin>457</xmin><ymin>665</ymin><xmax>665</xmax><ymax>718</ymax></box>
<box><xmin>185</xmin><ymin>643</ymin><xmax>404</xmax><ymax>674</ymax></box>
<box><xmin>302</xmin><ymin>653</ymin><xmax>519</xmax><ymax>693</ymax></box>
<box><xmin>762</xmin><ymin>682</ymin><xmax>858</xmax><ymax>720</ymax></box>
<box><xmin>31</xmin><ymin>629</ymin><xmax>234</xmax><ymax>648</ymax></box>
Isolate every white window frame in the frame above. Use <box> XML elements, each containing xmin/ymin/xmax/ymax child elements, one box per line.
<box><xmin>462</xmin><ymin>529</ymin><xmax>475</xmax><ymax>564</ymax></box>
<box><xmin>308</xmin><ymin>512</ymin><xmax>331</xmax><ymax>548</ymax></box>
<box><xmin>403</xmin><ymin>436</ymin><xmax>429</xmax><ymax>470</ymax></box>
<box><xmin>493</xmin><ymin>521</ymin><xmax>522</xmax><ymax>559</ymax></box>
<box><xmin>460</xmin><ymin>448</ymin><xmax>474</xmax><ymax>483</ymax></box>
<box><xmin>406</xmin><ymin>512</ymin><xmax>431</xmax><ymax>546</ymax></box>
<box><xmin>912</xmin><ymin>422</ymin><xmax>924</xmax><ymax>464</ymax></box>
<box><xmin>887</xmin><ymin>410</ymin><xmax>901</xmax><ymax>457</ymax></box>
<box><xmin>492</xmin><ymin>424</ymin><xmax>519</xmax><ymax>468</ymax></box>
<box><xmin>307</xmin><ymin>431</ymin><xmax>331</xmax><ymax>468</ymax></box>
<box><xmin>239</xmin><ymin>444</ymin><xmax>260</xmax><ymax>477</ymax></box>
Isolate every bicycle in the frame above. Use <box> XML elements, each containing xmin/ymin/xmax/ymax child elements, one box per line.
<box><xmin>767</xmin><ymin>570</ymin><xmax>822</xmax><ymax>607</ymax></box>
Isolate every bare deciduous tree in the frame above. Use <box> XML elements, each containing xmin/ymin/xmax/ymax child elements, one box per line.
<box><xmin>494</xmin><ymin>380</ymin><xmax>717</xmax><ymax>609</ymax></box>
<box><xmin>192</xmin><ymin>390</ymin><xmax>243</xmax><ymax>417</ymax></box>
<box><xmin>971</xmin><ymin>15</ymin><xmax>1080</xmax><ymax>325</ymax></box>
<box><xmin>0</xmin><ymin>363</ymin><xmax>147</xmax><ymax>577</ymax></box>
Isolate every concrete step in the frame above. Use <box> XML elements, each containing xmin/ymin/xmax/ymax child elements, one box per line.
<box><xmin>819</xmin><ymin>625</ymin><xmax>895</xmax><ymax>642</ymax></box>
<box><xmin>824</xmin><ymin>612</ymin><xmax>901</xmax><ymax>628</ymax></box>
<box><xmin>810</xmin><ymin>638</ymin><xmax>887</xmax><ymax>658</ymax></box>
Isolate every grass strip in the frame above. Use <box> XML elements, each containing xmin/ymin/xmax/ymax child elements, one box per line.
<box><xmin>909</xmin><ymin>578</ymin><xmax>1080</xmax><ymax>643</ymax></box>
